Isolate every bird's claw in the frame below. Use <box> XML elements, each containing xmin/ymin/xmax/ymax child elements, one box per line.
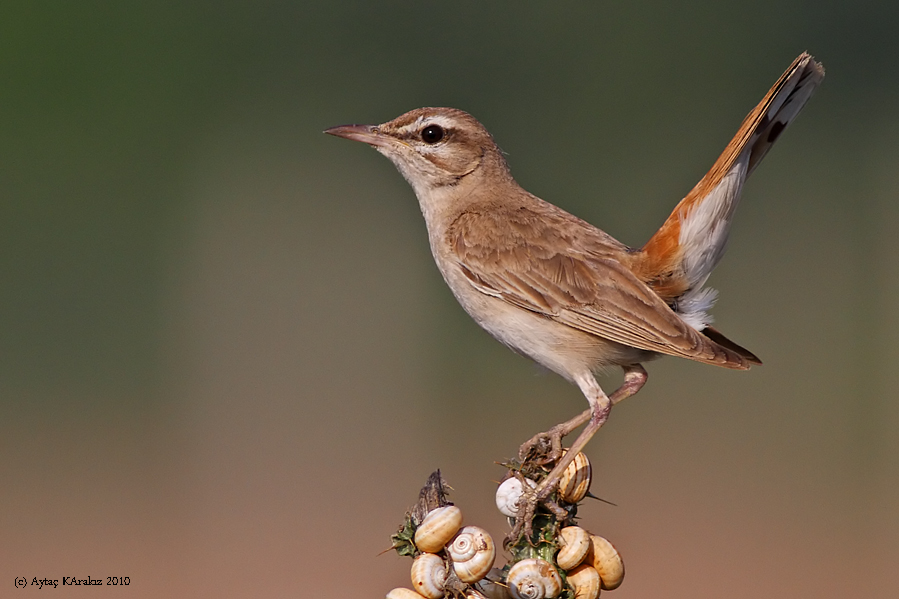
<box><xmin>517</xmin><ymin>424</ymin><xmax>567</xmax><ymax>466</ymax></box>
<box><xmin>504</xmin><ymin>457</ymin><xmax>571</xmax><ymax>547</ymax></box>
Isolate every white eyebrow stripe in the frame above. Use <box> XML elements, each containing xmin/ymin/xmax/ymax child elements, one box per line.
<box><xmin>410</xmin><ymin>115</ymin><xmax>459</xmax><ymax>131</ymax></box>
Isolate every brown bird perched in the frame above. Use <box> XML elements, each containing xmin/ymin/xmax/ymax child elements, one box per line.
<box><xmin>326</xmin><ymin>53</ymin><xmax>824</xmax><ymax>515</ymax></box>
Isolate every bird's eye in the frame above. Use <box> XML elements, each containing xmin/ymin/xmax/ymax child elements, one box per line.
<box><xmin>420</xmin><ymin>124</ymin><xmax>445</xmax><ymax>144</ymax></box>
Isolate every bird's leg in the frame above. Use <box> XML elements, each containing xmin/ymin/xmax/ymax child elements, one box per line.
<box><xmin>508</xmin><ymin>365</ymin><xmax>648</xmax><ymax>544</ymax></box>
<box><xmin>517</xmin><ymin>365</ymin><xmax>648</xmax><ymax>466</ymax></box>
<box><xmin>534</xmin><ymin>365</ymin><xmax>647</xmax><ymax>500</ymax></box>
<box><xmin>609</xmin><ymin>364</ymin><xmax>649</xmax><ymax>406</ymax></box>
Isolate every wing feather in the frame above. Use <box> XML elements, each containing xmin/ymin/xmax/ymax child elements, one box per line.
<box><xmin>448</xmin><ymin>206</ymin><xmax>751</xmax><ymax>368</ymax></box>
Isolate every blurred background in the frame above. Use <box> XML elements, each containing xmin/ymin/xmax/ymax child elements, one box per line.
<box><xmin>2</xmin><ymin>2</ymin><xmax>897</xmax><ymax>597</ymax></box>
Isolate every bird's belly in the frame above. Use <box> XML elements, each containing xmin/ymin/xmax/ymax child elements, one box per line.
<box><xmin>442</xmin><ymin>268</ymin><xmax>652</xmax><ymax>381</ymax></box>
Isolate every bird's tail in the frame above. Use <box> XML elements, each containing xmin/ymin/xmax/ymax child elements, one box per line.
<box><xmin>635</xmin><ymin>53</ymin><xmax>824</xmax><ymax>332</ymax></box>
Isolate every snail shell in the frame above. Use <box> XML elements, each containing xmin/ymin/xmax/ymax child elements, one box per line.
<box><xmin>588</xmin><ymin>535</ymin><xmax>624</xmax><ymax>590</ymax></box>
<box><xmin>555</xmin><ymin>526</ymin><xmax>590</xmax><ymax>570</ymax></box>
<box><xmin>558</xmin><ymin>451</ymin><xmax>592</xmax><ymax>504</ymax></box>
<box><xmin>447</xmin><ymin>526</ymin><xmax>496</xmax><ymax>583</ymax></box>
<box><xmin>410</xmin><ymin>553</ymin><xmax>447</xmax><ymax>599</ymax></box>
<box><xmin>414</xmin><ymin>505</ymin><xmax>463</xmax><ymax>553</ymax></box>
<box><xmin>495</xmin><ymin>477</ymin><xmax>537</xmax><ymax>518</ymax></box>
<box><xmin>565</xmin><ymin>564</ymin><xmax>601</xmax><ymax>599</ymax></box>
<box><xmin>386</xmin><ymin>588</ymin><xmax>427</xmax><ymax>599</ymax></box>
<box><xmin>506</xmin><ymin>558</ymin><xmax>562</xmax><ymax>599</ymax></box>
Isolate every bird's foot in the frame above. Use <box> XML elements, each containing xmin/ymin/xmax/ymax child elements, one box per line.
<box><xmin>517</xmin><ymin>428</ymin><xmax>563</xmax><ymax>467</ymax></box>
<box><xmin>503</xmin><ymin>463</ymin><xmax>572</xmax><ymax>547</ymax></box>
<box><xmin>517</xmin><ymin>410</ymin><xmax>591</xmax><ymax>468</ymax></box>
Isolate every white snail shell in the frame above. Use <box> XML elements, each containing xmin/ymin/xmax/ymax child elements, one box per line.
<box><xmin>506</xmin><ymin>558</ymin><xmax>563</xmax><ymax>599</ymax></box>
<box><xmin>558</xmin><ymin>451</ymin><xmax>592</xmax><ymax>504</ymax></box>
<box><xmin>465</xmin><ymin>591</ymin><xmax>489</xmax><ymax>599</ymax></box>
<box><xmin>410</xmin><ymin>553</ymin><xmax>447</xmax><ymax>599</ymax></box>
<box><xmin>495</xmin><ymin>477</ymin><xmax>537</xmax><ymax>518</ymax></box>
<box><xmin>414</xmin><ymin>505</ymin><xmax>463</xmax><ymax>553</ymax></box>
<box><xmin>447</xmin><ymin>526</ymin><xmax>496</xmax><ymax>583</ymax></box>
<box><xmin>556</xmin><ymin>526</ymin><xmax>591</xmax><ymax>570</ymax></box>
<box><xmin>588</xmin><ymin>535</ymin><xmax>624</xmax><ymax>590</ymax></box>
<box><xmin>386</xmin><ymin>588</ymin><xmax>427</xmax><ymax>599</ymax></box>
<box><xmin>565</xmin><ymin>564</ymin><xmax>601</xmax><ymax>599</ymax></box>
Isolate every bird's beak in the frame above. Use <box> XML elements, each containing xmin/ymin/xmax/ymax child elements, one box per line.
<box><xmin>324</xmin><ymin>124</ymin><xmax>390</xmax><ymax>148</ymax></box>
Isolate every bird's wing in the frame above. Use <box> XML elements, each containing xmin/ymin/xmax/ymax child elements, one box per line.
<box><xmin>448</xmin><ymin>206</ymin><xmax>752</xmax><ymax>369</ymax></box>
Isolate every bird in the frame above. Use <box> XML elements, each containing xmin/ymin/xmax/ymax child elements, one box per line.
<box><xmin>325</xmin><ymin>53</ymin><xmax>824</xmax><ymax>513</ymax></box>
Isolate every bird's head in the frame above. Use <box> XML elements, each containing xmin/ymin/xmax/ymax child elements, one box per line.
<box><xmin>326</xmin><ymin>107</ymin><xmax>510</xmax><ymax>195</ymax></box>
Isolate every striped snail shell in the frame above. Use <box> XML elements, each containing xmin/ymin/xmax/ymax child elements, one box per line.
<box><xmin>588</xmin><ymin>535</ymin><xmax>624</xmax><ymax>590</ymax></box>
<box><xmin>410</xmin><ymin>553</ymin><xmax>447</xmax><ymax>599</ymax></box>
<box><xmin>414</xmin><ymin>505</ymin><xmax>463</xmax><ymax>553</ymax></box>
<box><xmin>386</xmin><ymin>588</ymin><xmax>427</xmax><ymax>599</ymax></box>
<box><xmin>555</xmin><ymin>526</ymin><xmax>590</xmax><ymax>570</ymax></box>
<box><xmin>495</xmin><ymin>477</ymin><xmax>537</xmax><ymax>518</ymax></box>
<box><xmin>558</xmin><ymin>451</ymin><xmax>592</xmax><ymax>504</ymax></box>
<box><xmin>447</xmin><ymin>526</ymin><xmax>496</xmax><ymax>583</ymax></box>
<box><xmin>506</xmin><ymin>558</ymin><xmax>562</xmax><ymax>599</ymax></box>
<box><xmin>565</xmin><ymin>563</ymin><xmax>601</xmax><ymax>599</ymax></box>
